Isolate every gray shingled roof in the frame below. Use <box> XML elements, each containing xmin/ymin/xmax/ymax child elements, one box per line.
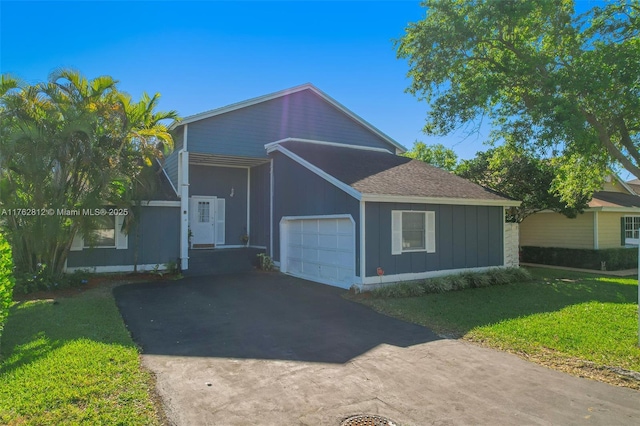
<box><xmin>280</xmin><ymin>142</ymin><xmax>513</xmax><ymax>201</ymax></box>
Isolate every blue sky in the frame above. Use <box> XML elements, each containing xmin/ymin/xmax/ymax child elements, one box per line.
<box><xmin>0</xmin><ymin>0</ymin><xmax>606</xmax><ymax>162</ymax></box>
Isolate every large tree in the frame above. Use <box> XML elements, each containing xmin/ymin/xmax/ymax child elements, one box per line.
<box><xmin>0</xmin><ymin>69</ymin><xmax>178</xmax><ymax>277</ymax></box>
<box><xmin>396</xmin><ymin>0</ymin><xmax>639</xmax><ymax>204</ymax></box>
<box><xmin>404</xmin><ymin>141</ymin><xmax>459</xmax><ymax>171</ymax></box>
<box><xmin>455</xmin><ymin>145</ymin><xmax>590</xmax><ymax>222</ymax></box>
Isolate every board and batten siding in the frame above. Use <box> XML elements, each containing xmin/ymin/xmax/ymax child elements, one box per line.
<box><xmin>66</xmin><ymin>206</ymin><xmax>180</xmax><ymax>268</ymax></box>
<box><xmin>365</xmin><ymin>203</ymin><xmax>503</xmax><ymax>277</ymax></box>
<box><xmin>186</xmin><ymin>90</ymin><xmax>394</xmax><ymax>157</ymax></box>
<box><xmin>271</xmin><ymin>151</ymin><xmax>360</xmax><ymax>275</ymax></box>
<box><xmin>190</xmin><ymin>165</ymin><xmax>248</xmax><ymax>246</ymax></box>
<box><xmin>250</xmin><ymin>162</ymin><xmax>270</xmax><ymax>247</ymax></box>
<box><xmin>163</xmin><ymin>151</ymin><xmax>179</xmax><ymax>190</ymax></box>
<box><xmin>520</xmin><ymin>212</ymin><xmax>595</xmax><ymax>249</ymax></box>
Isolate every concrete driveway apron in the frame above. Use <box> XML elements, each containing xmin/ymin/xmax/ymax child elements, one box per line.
<box><xmin>113</xmin><ymin>272</ymin><xmax>640</xmax><ymax>425</ymax></box>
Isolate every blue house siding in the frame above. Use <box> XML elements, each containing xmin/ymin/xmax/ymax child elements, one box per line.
<box><xmin>364</xmin><ymin>203</ymin><xmax>503</xmax><ymax>277</ymax></box>
<box><xmin>249</xmin><ymin>162</ymin><xmax>270</xmax><ymax>247</ymax></box>
<box><xmin>67</xmin><ymin>206</ymin><xmax>180</xmax><ymax>268</ymax></box>
<box><xmin>190</xmin><ymin>165</ymin><xmax>248</xmax><ymax>245</ymax></box>
<box><xmin>186</xmin><ymin>89</ymin><xmax>395</xmax><ymax>158</ymax></box>
<box><xmin>163</xmin><ymin>151</ymin><xmax>179</xmax><ymax>190</ymax></box>
<box><xmin>271</xmin><ymin>152</ymin><xmax>361</xmax><ymax>276</ymax></box>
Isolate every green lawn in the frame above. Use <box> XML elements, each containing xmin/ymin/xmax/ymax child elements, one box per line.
<box><xmin>356</xmin><ymin>267</ymin><xmax>640</xmax><ymax>377</ymax></box>
<box><xmin>0</xmin><ymin>285</ymin><xmax>162</xmax><ymax>425</ymax></box>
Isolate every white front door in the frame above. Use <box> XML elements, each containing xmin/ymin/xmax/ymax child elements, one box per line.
<box><xmin>190</xmin><ymin>197</ymin><xmax>216</xmax><ymax>247</ymax></box>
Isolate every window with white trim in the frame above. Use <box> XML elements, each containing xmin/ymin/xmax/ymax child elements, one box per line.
<box><xmin>71</xmin><ymin>214</ymin><xmax>128</xmax><ymax>251</ymax></box>
<box><xmin>624</xmin><ymin>216</ymin><xmax>640</xmax><ymax>245</ymax></box>
<box><xmin>84</xmin><ymin>216</ymin><xmax>116</xmax><ymax>248</ymax></box>
<box><xmin>392</xmin><ymin>210</ymin><xmax>436</xmax><ymax>255</ymax></box>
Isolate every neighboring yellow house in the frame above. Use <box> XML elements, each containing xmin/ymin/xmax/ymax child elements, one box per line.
<box><xmin>520</xmin><ymin>176</ymin><xmax>640</xmax><ymax>250</ymax></box>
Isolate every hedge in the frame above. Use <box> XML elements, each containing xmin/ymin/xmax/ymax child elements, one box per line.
<box><xmin>520</xmin><ymin>246</ymin><xmax>638</xmax><ymax>271</ymax></box>
<box><xmin>0</xmin><ymin>232</ymin><xmax>15</xmax><ymax>356</ymax></box>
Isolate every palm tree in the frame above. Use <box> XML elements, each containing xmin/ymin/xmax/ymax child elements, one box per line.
<box><xmin>0</xmin><ymin>69</ymin><xmax>179</xmax><ymax>278</ymax></box>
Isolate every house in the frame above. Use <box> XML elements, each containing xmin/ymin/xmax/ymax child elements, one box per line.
<box><xmin>520</xmin><ymin>175</ymin><xmax>640</xmax><ymax>250</ymax></box>
<box><xmin>66</xmin><ymin>84</ymin><xmax>520</xmax><ymax>289</ymax></box>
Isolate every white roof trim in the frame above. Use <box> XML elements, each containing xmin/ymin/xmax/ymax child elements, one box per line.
<box><xmin>361</xmin><ymin>194</ymin><xmax>521</xmax><ymax>207</ymax></box>
<box><xmin>271</xmin><ymin>145</ymin><xmax>362</xmax><ymax>200</ymax></box>
<box><xmin>613</xmin><ymin>174</ymin><xmax>637</xmax><ymax>195</ymax></box>
<box><xmin>265</xmin><ymin>138</ymin><xmax>393</xmax><ymax>154</ymax></box>
<box><xmin>169</xmin><ymin>83</ymin><xmax>406</xmax><ymax>153</ymax></box>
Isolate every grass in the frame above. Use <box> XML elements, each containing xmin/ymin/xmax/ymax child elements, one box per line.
<box><xmin>0</xmin><ymin>284</ymin><xmax>162</xmax><ymax>425</ymax></box>
<box><xmin>352</xmin><ymin>267</ymin><xmax>640</xmax><ymax>388</ymax></box>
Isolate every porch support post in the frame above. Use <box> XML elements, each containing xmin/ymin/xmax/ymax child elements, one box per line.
<box><xmin>180</xmin><ymin>149</ymin><xmax>190</xmax><ymax>270</ymax></box>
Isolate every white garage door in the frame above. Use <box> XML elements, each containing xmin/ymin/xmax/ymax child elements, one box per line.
<box><xmin>280</xmin><ymin>215</ymin><xmax>355</xmax><ymax>289</ymax></box>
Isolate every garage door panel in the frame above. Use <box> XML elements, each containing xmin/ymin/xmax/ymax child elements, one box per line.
<box><xmin>318</xmin><ymin>234</ymin><xmax>338</xmax><ymax>248</ymax></box>
<box><xmin>318</xmin><ymin>249</ymin><xmax>339</xmax><ymax>264</ymax></box>
<box><xmin>302</xmin><ymin>220</ymin><xmax>318</xmax><ymax>232</ymax></box>
<box><xmin>282</xmin><ymin>217</ymin><xmax>355</xmax><ymax>289</ymax></box>
<box><xmin>318</xmin><ymin>220</ymin><xmax>337</xmax><ymax>233</ymax></box>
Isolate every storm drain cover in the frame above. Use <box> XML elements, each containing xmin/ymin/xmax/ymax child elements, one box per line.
<box><xmin>340</xmin><ymin>414</ymin><xmax>398</xmax><ymax>426</ymax></box>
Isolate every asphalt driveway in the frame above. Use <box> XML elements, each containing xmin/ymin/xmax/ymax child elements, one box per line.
<box><xmin>114</xmin><ymin>272</ymin><xmax>640</xmax><ymax>425</ymax></box>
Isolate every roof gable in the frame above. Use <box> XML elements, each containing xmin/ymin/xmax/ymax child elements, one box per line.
<box><xmin>172</xmin><ymin>84</ymin><xmax>405</xmax><ymax>154</ymax></box>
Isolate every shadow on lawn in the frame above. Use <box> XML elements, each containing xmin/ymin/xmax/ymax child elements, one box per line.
<box><xmin>392</xmin><ymin>269</ymin><xmax>639</xmax><ymax>336</ymax></box>
<box><xmin>0</xmin><ymin>295</ymin><xmax>135</xmax><ymax>376</ymax></box>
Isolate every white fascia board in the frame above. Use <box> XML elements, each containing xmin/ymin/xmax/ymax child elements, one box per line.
<box><xmin>361</xmin><ymin>194</ymin><xmax>521</xmax><ymax>207</ymax></box>
<box><xmin>613</xmin><ymin>174</ymin><xmax>637</xmax><ymax>195</ymax></box>
<box><xmin>265</xmin><ymin>138</ymin><xmax>393</xmax><ymax>154</ymax></box>
<box><xmin>589</xmin><ymin>206</ymin><xmax>640</xmax><ymax>213</ymax></box>
<box><xmin>270</xmin><ymin>145</ymin><xmax>362</xmax><ymax>201</ymax></box>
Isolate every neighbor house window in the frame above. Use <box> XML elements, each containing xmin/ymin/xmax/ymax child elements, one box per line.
<box><xmin>624</xmin><ymin>216</ymin><xmax>640</xmax><ymax>245</ymax></box>
<box><xmin>392</xmin><ymin>210</ymin><xmax>436</xmax><ymax>255</ymax></box>
<box><xmin>84</xmin><ymin>216</ymin><xmax>116</xmax><ymax>248</ymax></box>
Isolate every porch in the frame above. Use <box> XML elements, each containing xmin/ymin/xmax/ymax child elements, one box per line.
<box><xmin>185</xmin><ymin>247</ymin><xmax>266</xmax><ymax>276</ymax></box>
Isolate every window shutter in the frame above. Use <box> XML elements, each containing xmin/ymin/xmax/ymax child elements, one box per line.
<box><xmin>426</xmin><ymin>211</ymin><xmax>436</xmax><ymax>253</ymax></box>
<box><xmin>391</xmin><ymin>211</ymin><xmax>402</xmax><ymax>255</ymax></box>
<box><xmin>70</xmin><ymin>230</ymin><xmax>83</xmax><ymax>251</ymax></box>
<box><xmin>215</xmin><ymin>198</ymin><xmax>226</xmax><ymax>245</ymax></box>
<box><xmin>115</xmin><ymin>215</ymin><xmax>128</xmax><ymax>250</ymax></box>
<box><xmin>621</xmin><ymin>217</ymin><xmax>626</xmax><ymax>246</ymax></box>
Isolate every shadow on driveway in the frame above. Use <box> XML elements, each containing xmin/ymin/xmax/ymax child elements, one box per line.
<box><xmin>113</xmin><ymin>272</ymin><xmax>439</xmax><ymax>364</ymax></box>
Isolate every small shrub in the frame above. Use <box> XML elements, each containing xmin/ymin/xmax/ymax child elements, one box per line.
<box><xmin>164</xmin><ymin>260</ymin><xmax>179</xmax><ymax>274</ymax></box>
<box><xmin>257</xmin><ymin>253</ymin><xmax>274</xmax><ymax>271</ymax></box>
<box><xmin>486</xmin><ymin>268</ymin><xmax>511</xmax><ymax>285</ymax></box>
<box><xmin>423</xmin><ymin>277</ymin><xmax>452</xmax><ymax>293</ymax></box>
<box><xmin>0</xmin><ymin>232</ymin><xmax>15</xmax><ymax>355</ymax></box>
<box><xmin>367</xmin><ymin>267</ymin><xmax>533</xmax><ymax>299</ymax></box>
<box><xmin>504</xmin><ymin>267</ymin><xmax>533</xmax><ymax>282</ymax></box>
<box><xmin>448</xmin><ymin>274</ymin><xmax>468</xmax><ymax>291</ymax></box>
